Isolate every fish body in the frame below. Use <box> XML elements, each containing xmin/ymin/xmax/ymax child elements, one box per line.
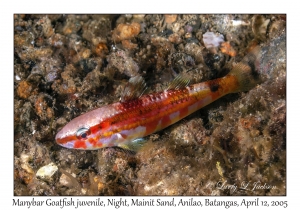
<box><xmin>55</xmin><ymin>47</ymin><xmax>261</xmax><ymax>150</ymax></box>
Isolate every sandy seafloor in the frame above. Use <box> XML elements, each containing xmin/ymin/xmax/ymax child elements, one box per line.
<box><xmin>13</xmin><ymin>14</ymin><xmax>286</xmax><ymax>196</ymax></box>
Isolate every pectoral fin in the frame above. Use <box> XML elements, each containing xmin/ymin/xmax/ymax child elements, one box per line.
<box><xmin>118</xmin><ymin>138</ymin><xmax>147</xmax><ymax>152</ymax></box>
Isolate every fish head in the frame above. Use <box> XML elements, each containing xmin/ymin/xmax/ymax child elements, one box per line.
<box><xmin>55</xmin><ymin>109</ymin><xmax>112</xmax><ymax>150</ymax></box>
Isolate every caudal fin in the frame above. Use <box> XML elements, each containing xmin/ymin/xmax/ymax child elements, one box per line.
<box><xmin>229</xmin><ymin>29</ymin><xmax>286</xmax><ymax>93</ymax></box>
<box><xmin>228</xmin><ymin>46</ymin><xmax>263</xmax><ymax>92</ymax></box>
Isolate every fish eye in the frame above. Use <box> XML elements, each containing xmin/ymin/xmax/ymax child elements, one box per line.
<box><xmin>76</xmin><ymin>127</ymin><xmax>90</xmax><ymax>140</ymax></box>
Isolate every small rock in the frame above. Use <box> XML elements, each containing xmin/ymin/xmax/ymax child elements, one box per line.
<box><xmin>36</xmin><ymin>162</ymin><xmax>58</xmax><ymax>181</ymax></box>
<box><xmin>112</xmin><ymin>22</ymin><xmax>140</xmax><ymax>42</ymax></box>
<box><xmin>17</xmin><ymin>81</ymin><xmax>37</xmax><ymax>99</ymax></box>
<box><xmin>202</xmin><ymin>31</ymin><xmax>224</xmax><ymax>49</ymax></box>
<box><xmin>164</xmin><ymin>14</ymin><xmax>177</xmax><ymax>24</ymax></box>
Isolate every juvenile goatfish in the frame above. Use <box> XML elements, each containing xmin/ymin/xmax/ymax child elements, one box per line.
<box><xmin>55</xmin><ymin>47</ymin><xmax>262</xmax><ymax>150</ymax></box>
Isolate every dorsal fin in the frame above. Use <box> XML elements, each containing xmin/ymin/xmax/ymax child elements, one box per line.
<box><xmin>120</xmin><ymin>75</ymin><xmax>147</xmax><ymax>102</ymax></box>
<box><xmin>167</xmin><ymin>74</ymin><xmax>190</xmax><ymax>90</ymax></box>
